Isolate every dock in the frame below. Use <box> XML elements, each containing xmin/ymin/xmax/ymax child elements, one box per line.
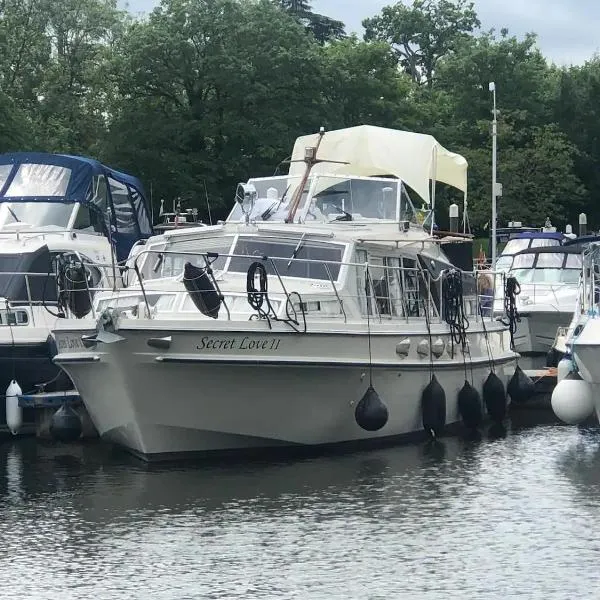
<box><xmin>515</xmin><ymin>368</ymin><xmax>557</xmax><ymax>410</ymax></box>
<box><xmin>17</xmin><ymin>390</ymin><xmax>98</xmax><ymax>440</ymax></box>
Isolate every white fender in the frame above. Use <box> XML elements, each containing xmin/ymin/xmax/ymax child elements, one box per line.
<box><xmin>5</xmin><ymin>380</ymin><xmax>23</xmax><ymax>435</ymax></box>
<box><xmin>551</xmin><ymin>376</ymin><xmax>594</xmax><ymax>425</ymax></box>
<box><xmin>557</xmin><ymin>356</ymin><xmax>574</xmax><ymax>383</ymax></box>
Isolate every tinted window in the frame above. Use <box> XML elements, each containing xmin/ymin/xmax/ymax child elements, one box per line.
<box><xmin>536</xmin><ymin>253</ymin><xmax>564</xmax><ymax>268</ymax></box>
<box><xmin>5</xmin><ymin>164</ymin><xmax>71</xmax><ymax>197</ymax></box>
<box><xmin>531</xmin><ymin>238</ymin><xmax>560</xmax><ymax>248</ymax></box>
<box><xmin>512</xmin><ymin>254</ymin><xmax>535</xmax><ymax>269</ymax></box>
<box><xmin>108</xmin><ymin>177</ymin><xmax>138</xmax><ymax>235</ymax></box>
<box><xmin>228</xmin><ymin>237</ymin><xmax>344</xmax><ymax>280</ymax></box>
<box><xmin>129</xmin><ymin>185</ymin><xmax>151</xmax><ymax>234</ymax></box>
<box><xmin>0</xmin><ymin>165</ymin><xmax>12</xmax><ymax>190</ymax></box>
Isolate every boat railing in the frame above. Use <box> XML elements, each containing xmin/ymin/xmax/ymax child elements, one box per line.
<box><xmin>582</xmin><ymin>244</ymin><xmax>600</xmax><ymax>313</ymax></box>
<box><xmin>0</xmin><ymin>258</ymin><xmax>126</xmax><ymax>325</ymax></box>
<box><xmin>124</xmin><ymin>249</ymin><xmax>503</xmax><ymax>327</ymax></box>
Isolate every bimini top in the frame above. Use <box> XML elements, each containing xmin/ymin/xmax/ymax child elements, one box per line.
<box><xmin>289</xmin><ymin>125</ymin><xmax>468</xmax><ymax>205</ymax></box>
<box><xmin>0</xmin><ymin>152</ymin><xmax>145</xmax><ymax>204</ymax></box>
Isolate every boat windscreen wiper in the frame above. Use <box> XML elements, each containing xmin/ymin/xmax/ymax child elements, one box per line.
<box><xmin>6</xmin><ymin>205</ymin><xmax>20</xmax><ymax>223</ymax></box>
<box><xmin>262</xmin><ymin>185</ymin><xmax>290</xmax><ymax>221</ymax></box>
<box><xmin>287</xmin><ymin>232</ymin><xmax>307</xmax><ymax>269</ymax></box>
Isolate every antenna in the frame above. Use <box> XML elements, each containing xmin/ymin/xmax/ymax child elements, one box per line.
<box><xmin>203</xmin><ymin>180</ymin><xmax>213</xmax><ymax>225</ymax></box>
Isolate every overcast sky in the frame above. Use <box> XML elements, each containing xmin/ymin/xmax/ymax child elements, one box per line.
<box><xmin>122</xmin><ymin>0</ymin><xmax>600</xmax><ymax>65</ymax></box>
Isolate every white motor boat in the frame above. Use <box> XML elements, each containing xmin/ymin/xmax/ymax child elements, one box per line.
<box><xmin>493</xmin><ymin>245</ymin><xmax>582</xmax><ymax>369</ymax></box>
<box><xmin>53</xmin><ymin>125</ymin><xmax>518</xmax><ymax>460</ymax></box>
<box><xmin>0</xmin><ymin>153</ymin><xmax>153</xmax><ymax>430</ymax></box>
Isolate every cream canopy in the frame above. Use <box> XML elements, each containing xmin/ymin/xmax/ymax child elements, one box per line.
<box><xmin>289</xmin><ymin>125</ymin><xmax>468</xmax><ymax>205</ymax></box>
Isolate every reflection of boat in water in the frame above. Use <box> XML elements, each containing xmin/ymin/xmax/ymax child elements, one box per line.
<box><xmin>0</xmin><ymin>436</ymin><xmax>480</xmax><ymax>525</ymax></box>
<box><xmin>554</xmin><ymin>426</ymin><xmax>600</xmax><ymax>494</ymax></box>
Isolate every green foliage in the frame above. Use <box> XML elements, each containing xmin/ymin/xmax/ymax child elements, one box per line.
<box><xmin>364</xmin><ymin>0</ymin><xmax>480</xmax><ymax>86</ymax></box>
<box><xmin>274</xmin><ymin>0</ymin><xmax>345</xmax><ymax>43</ymax></box>
<box><xmin>0</xmin><ymin>0</ymin><xmax>597</xmax><ymax>232</ymax></box>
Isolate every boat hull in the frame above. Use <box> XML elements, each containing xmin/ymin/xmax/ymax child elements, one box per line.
<box><xmin>55</xmin><ymin>324</ymin><xmax>518</xmax><ymax>460</ymax></box>
<box><xmin>509</xmin><ymin>311</ymin><xmax>572</xmax><ymax>368</ymax></box>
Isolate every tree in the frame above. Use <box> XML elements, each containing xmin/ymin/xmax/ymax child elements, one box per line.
<box><xmin>104</xmin><ymin>0</ymin><xmax>329</xmax><ymax>216</ymax></box>
<box><xmin>363</xmin><ymin>0</ymin><xmax>480</xmax><ymax>86</ymax></box>
<box><xmin>321</xmin><ymin>37</ymin><xmax>414</xmax><ymax>129</ymax></box>
<box><xmin>274</xmin><ymin>0</ymin><xmax>345</xmax><ymax>43</ymax></box>
<box><xmin>553</xmin><ymin>58</ymin><xmax>600</xmax><ymax>226</ymax></box>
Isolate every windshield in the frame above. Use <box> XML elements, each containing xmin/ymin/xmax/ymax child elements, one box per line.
<box><xmin>308</xmin><ymin>176</ymin><xmax>404</xmax><ymax>222</ymax></box>
<box><xmin>227</xmin><ymin>176</ymin><xmax>309</xmax><ymax>223</ymax></box>
<box><xmin>4</xmin><ymin>163</ymin><xmax>71</xmax><ymax>197</ymax></box>
<box><xmin>226</xmin><ymin>175</ymin><xmax>415</xmax><ymax>225</ymax></box>
<box><xmin>502</xmin><ymin>237</ymin><xmax>560</xmax><ymax>256</ymax></box>
<box><xmin>495</xmin><ymin>256</ymin><xmax>513</xmax><ymax>272</ymax></box>
<box><xmin>140</xmin><ymin>236</ymin><xmax>234</xmax><ymax>281</ymax></box>
<box><xmin>0</xmin><ymin>202</ymin><xmax>75</xmax><ymax>229</ymax></box>
<box><xmin>531</xmin><ymin>238</ymin><xmax>560</xmax><ymax>248</ymax></box>
<box><xmin>511</xmin><ymin>268</ymin><xmax>580</xmax><ymax>285</ymax></box>
<box><xmin>228</xmin><ymin>236</ymin><xmax>345</xmax><ymax>280</ymax></box>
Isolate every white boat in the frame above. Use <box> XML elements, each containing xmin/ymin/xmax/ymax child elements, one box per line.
<box><xmin>492</xmin><ymin>245</ymin><xmax>582</xmax><ymax>369</ymax></box>
<box><xmin>53</xmin><ymin>125</ymin><xmax>518</xmax><ymax>460</ymax></box>
<box><xmin>0</xmin><ymin>153</ymin><xmax>152</xmax><ymax>429</ymax></box>
<box><xmin>550</xmin><ymin>243</ymin><xmax>600</xmax><ymax>424</ymax></box>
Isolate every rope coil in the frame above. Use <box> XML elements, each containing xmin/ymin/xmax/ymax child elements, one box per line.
<box><xmin>246</xmin><ymin>261</ymin><xmax>306</xmax><ymax>333</ymax></box>
<box><xmin>502</xmin><ymin>275</ymin><xmax>521</xmax><ymax>352</ymax></box>
<box><xmin>442</xmin><ymin>270</ymin><xmax>470</xmax><ymax>352</ymax></box>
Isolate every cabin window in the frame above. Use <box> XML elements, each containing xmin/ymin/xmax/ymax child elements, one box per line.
<box><xmin>0</xmin><ymin>165</ymin><xmax>12</xmax><ymax>191</ymax></box>
<box><xmin>360</xmin><ymin>254</ymin><xmax>430</xmax><ymax>318</ymax></box>
<box><xmin>5</xmin><ymin>164</ymin><xmax>71</xmax><ymax>197</ymax></box>
<box><xmin>228</xmin><ymin>237</ymin><xmax>344</xmax><ymax>280</ymax></box>
<box><xmin>367</xmin><ymin>257</ymin><xmax>389</xmax><ymax>315</ymax></box>
<box><xmin>91</xmin><ymin>176</ymin><xmax>108</xmax><ymax>212</ymax></box>
<box><xmin>129</xmin><ymin>185</ymin><xmax>152</xmax><ymax>234</ymax></box>
<box><xmin>566</xmin><ymin>254</ymin><xmax>583</xmax><ymax>269</ymax></box>
<box><xmin>143</xmin><ymin>236</ymin><xmax>234</xmax><ymax>280</ymax></box>
<box><xmin>530</xmin><ymin>238</ymin><xmax>560</xmax><ymax>248</ymax></box>
<box><xmin>355</xmin><ymin>249</ymin><xmax>368</xmax><ymax>315</ymax></box>
<box><xmin>536</xmin><ymin>253</ymin><xmax>564</xmax><ymax>268</ymax></box>
<box><xmin>108</xmin><ymin>177</ymin><xmax>138</xmax><ymax>235</ymax></box>
<box><xmin>512</xmin><ymin>254</ymin><xmax>535</xmax><ymax>269</ymax></box>
<box><xmin>400</xmin><ymin>258</ymin><xmax>423</xmax><ymax>317</ymax></box>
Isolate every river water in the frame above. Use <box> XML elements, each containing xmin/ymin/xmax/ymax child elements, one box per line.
<box><xmin>1</xmin><ymin>413</ymin><xmax>600</xmax><ymax>599</ymax></box>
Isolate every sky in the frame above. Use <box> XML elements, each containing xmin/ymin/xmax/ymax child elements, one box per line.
<box><xmin>122</xmin><ymin>0</ymin><xmax>600</xmax><ymax>66</ymax></box>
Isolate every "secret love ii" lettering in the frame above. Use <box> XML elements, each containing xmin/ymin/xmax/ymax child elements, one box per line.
<box><xmin>197</xmin><ymin>336</ymin><xmax>282</xmax><ymax>351</ymax></box>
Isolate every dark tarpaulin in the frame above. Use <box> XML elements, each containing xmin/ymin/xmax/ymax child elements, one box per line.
<box><xmin>442</xmin><ymin>240</ymin><xmax>474</xmax><ymax>272</ymax></box>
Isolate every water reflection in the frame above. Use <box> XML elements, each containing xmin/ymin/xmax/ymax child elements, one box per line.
<box><xmin>0</xmin><ymin>422</ymin><xmax>599</xmax><ymax>599</ymax></box>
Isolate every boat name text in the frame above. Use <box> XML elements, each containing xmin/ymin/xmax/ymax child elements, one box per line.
<box><xmin>197</xmin><ymin>336</ymin><xmax>281</xmax><ymax>351</ymax></box>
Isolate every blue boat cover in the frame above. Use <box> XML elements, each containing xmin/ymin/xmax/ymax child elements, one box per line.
<box><xmin>0</xmin><ymin>152</ymin><xmax>153</xmax><ymax>260</ymax></box>
<box><xmin>0</xmin><ymin>152</ymin><xmax>145</xmax><ymax>205</ymax></box>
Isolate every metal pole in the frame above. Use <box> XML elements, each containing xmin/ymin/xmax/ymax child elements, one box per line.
<box><xmin>490</xmin><ymin>82</ymin><xmax>497</xmax><ymax>269</ymax></box>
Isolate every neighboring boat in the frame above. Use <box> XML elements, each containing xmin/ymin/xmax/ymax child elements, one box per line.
<box><xmin>494</xmin><ymin>230</ymin><xmax>567</xmax><ymax>274</ymax></box>
<box><xmin>53</xmin><ymin>125</ymin><xmax>518</xmax><ymax>460</ymax></box>
<box><xmin>0</xmin><ymin>152</ymin><xmax>152</xmax><ymax>431</ymax></box>
<box><xmin>153</xmin><ymin>198</ymin><xmax>208</xmax><ymax>233</ymax></box>
<box><xmin>492</xmin><ymin>245</ymin><xmax>582</xmax><ymax>369</ymax></box>
<box><xmin>551</xmin><ymin>242</ymin><xmax>600</xmax><ymax>425</ymax></box>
